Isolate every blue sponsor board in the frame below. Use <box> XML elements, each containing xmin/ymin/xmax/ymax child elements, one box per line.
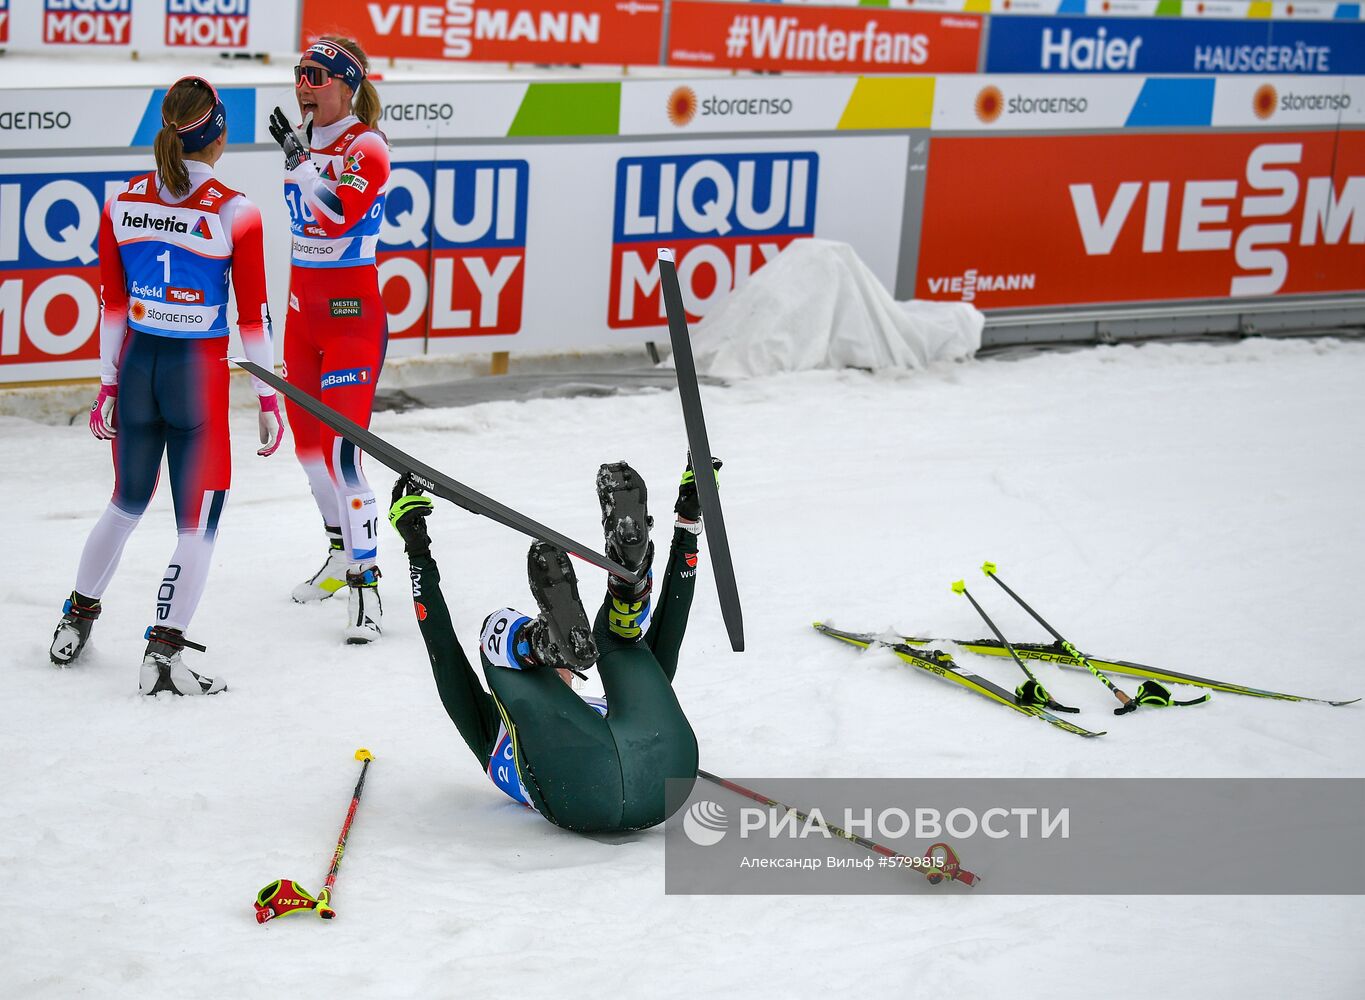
<box><xmin>986</xmin><ymin>15</ymin><xmax>1365</xmax><ymax>75</ymax></box>
<box><xmin>611</xmin><ymin>151</ymin><xmax>819</xmax><ymax>243</ymax></box>
<box><xmin>380</xmin><ymin>159</ymin><xmax>528</xmax><ymax>251</ymax></box>
<box><xmin>0</xmin><ymin>169</ymin><xmax>139</xmax><ymax>270</ymax></box>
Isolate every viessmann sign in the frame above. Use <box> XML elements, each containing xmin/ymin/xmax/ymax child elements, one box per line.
<box><xmin>300</xmin><ymin>0</ymin><xmax>663</xmax><ymax>65</ymax></box>
<box><xmin>916</xmin><ymin>131</ymin><xmax>1365</xmax><ymax>308</ymax></box>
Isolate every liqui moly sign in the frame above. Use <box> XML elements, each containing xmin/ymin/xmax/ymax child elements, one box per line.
<box><xmin>609</xmin><ymin>151</ymin><xmax>819</xmax><ymax>328</ymax></box>
<box><xmin>165</xmin><ymin>0</ymin><xmax>251</xmax><ymax>49</ymax></box>
<box><xmin>378</xmin><ymin>159</ymin><xmax>529</xmax><ymax>339</ymax></box>
<box><xmin>44</xmin><ymin>0</ymin><xmax>133</xmax><ymax>45</ymax></box>
<box><xmin>0</xmin><ymin>169</ymin><xmax>139</xmax><ymax>367</ymax></box>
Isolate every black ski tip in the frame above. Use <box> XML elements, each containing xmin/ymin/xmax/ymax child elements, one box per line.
<box><xmin>1328</xmin><ymin>698</ymin><xmax>1361</xmax><ymax>707</ymax></box>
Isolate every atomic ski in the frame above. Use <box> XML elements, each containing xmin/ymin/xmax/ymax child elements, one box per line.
<box><xmin>814</xmin><ymin>623</ymin><xmax>1106</xmax><ymax>738</ymax></box>
<box><xmin>898</xmin><ymin>635</ymin><xmax>1359</xmax><ymax>707</ymax></box>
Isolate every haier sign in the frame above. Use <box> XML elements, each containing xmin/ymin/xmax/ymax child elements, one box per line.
<box><xmin>986</xmin><ymin>16</ymin><xmax>1365</xmax><ymax>76</ymax></box>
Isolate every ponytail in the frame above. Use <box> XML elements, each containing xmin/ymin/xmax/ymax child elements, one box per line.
<box><xmin>154</xmin><ymin>123</ymin><xmax>191</xmax><ymax>198</ymax></box>
<box><xmin>319</xmin><ymin>35</ymin><xmax>382</xmax><ymax>128</ymax></box>
<box><xmin>354</xmin><ymin>78</ymin><xmax>382</xmax><ymax>129</ymax></box>
<box><xmin>156</xmin><ymin>77</ymin><xmax>221</xmax><ymax>198</ymax></box>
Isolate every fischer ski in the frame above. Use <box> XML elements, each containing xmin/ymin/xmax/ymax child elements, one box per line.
<box><xmin>228</xmin><ymin>357</ymin><xmax>640</xmax><ymax>585</ymax></box>
<box><xmin>658</xmin><ymin>248</ymin><xmax>744</xmax><ymax>653</ymax></box>
<box><xmin>814</xmin><ymin>623</ymin><xmax>1106</xmax><ymax>738</ymax></box>
<box><xmin>897</xmin><ymin>635</ymin><xmax>1360</xmax><ymax>707</ymax></box>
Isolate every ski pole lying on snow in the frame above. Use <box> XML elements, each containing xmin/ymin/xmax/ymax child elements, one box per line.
<box><xmin>255</xmin><ymin>749</ymin><xmax>374</xmax><ymax>924</ymax></box>
<box><xmin>696</xmin><ymin>770</ymin><xmax>977</xmax><ymax>887</ymax></box>
<box><xmin>981</xmin><ymin>562</ymin><xmax>1138</xmax><ymax>716</ymax></box>
<box><xmin>952</xmin><ymin>580</ymin><xmax>1079</xmax><ymax>714</ymax></box>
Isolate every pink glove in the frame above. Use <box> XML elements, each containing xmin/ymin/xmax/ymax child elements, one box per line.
<box><xmin>89</xmin><ymin>384</ymin><xmax>118</xmax><ymax>440</ymax></box>
<box><xmin>257</xmin><ymin>393</ymin><xmax>284</xmax><ymax>457</ymax></box>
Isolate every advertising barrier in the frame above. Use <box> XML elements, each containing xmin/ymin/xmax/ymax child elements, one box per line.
<box><xmin>664</xmin><ymin>1</ymin><xmax>982</xmax><ymax>74</ymax></box>
<box><xmin>984</xmin><ymin>13</ymin><xmax>1365</xmax><ymax>75</ymax></box>
<box><xmin>6</xmin><ymin>2</ymin><xmax>1365</xmax><ymax>74</ymax></box>
<box><xmin>298</xmin><ymin>0</ymin><xmax>664</xmax><ymax>67</ymax></box>
<box><xmin>0</xmin><ymin>78</ymin><xmax>915</xmax><ymax>382</ymax></box>
<box><xmin>1</xmin><ymin>71</ymin><xmax>1361</xmax><ymax>384</ymax></box>
<box><xmin>1</xmin><ymin>0</ymin><xmax>299</xmax><ymax>54</ymax></box>
<box><xmin>916</xmin><ymin>131</ymin><xmax>1365</xmax><ymax>308</ymax></box>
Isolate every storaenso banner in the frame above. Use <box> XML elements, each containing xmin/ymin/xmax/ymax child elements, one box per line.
<box><xmin>664</xmin><ymin>778</ymin><xmax>1365</xmax><ymax>894</ymax></box>
<box><xmin>986</xmin><ymin>16</ymin><xmax>1365</xmax><ymax>75</ymax></box>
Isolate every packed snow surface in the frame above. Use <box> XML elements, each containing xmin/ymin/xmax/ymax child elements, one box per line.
<box><xmin>3</xmin><ymin>337</ymin><xmax>1363</xmax><ymax>998</ymax></box>
<box><xmin>689</xmin><ymin>239</ymin><xmax>984</xmax><ymax>377</ymax></box>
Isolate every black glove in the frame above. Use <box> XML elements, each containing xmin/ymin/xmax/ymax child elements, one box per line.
<box><xmin>388</xmin><ymin>475</ymin><xmax>433</xmax><ymax>558</ymax></box>
<box><xmin>675</xmin><ymin>456</ymin><xmax>722</xmax><ymax>522</ymax></box>
<box><xmin>268</xmin><ymin>107</ymin><xmax>312</xmax><ymax>172</ymax></box>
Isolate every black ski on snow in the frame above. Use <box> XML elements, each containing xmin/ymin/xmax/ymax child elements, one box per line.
<box><xmin>899</xmin><ymin>635</ymin><xmax>1359</xmax><ymax>707</ymax></box>
<box><xmin>658</xmin><ymin>248</ymin><xmax>745</xmax><ymax>652</ymax></box>
<box><xmin>229</xmin><ymin>358</ymin><xmax>641</xmax><ymax>584</ymax></box>
<box><xmin>814</xmin><ymin>623</ymin><xmax>1106</xmax><ymax>738</ymax></box>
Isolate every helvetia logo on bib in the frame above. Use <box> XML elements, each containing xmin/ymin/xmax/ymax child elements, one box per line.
<box><xmin>683</xmin><ymin>800</ymin><xmax>728</xmax><ymax>846</ymax></box>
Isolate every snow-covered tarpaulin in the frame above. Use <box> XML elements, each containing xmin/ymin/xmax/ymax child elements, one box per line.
<box><xmin>684</xmin><ymin>239</ymin><xmax>983</xmax><ymax>378</ymax></box>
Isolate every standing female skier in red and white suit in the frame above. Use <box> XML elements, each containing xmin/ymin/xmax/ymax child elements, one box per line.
<box><xmin>49</xmin><ymin>76</ymin><xmax>282</xmax><ymax>695</ymax></box>
<box><xmin>268</xmin><ymin>36</ymin><xmax>391</xmax><ymax>643</ymax></box>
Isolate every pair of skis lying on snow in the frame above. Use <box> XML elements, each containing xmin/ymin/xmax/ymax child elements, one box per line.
<box><xmin>817</xmin><ymin>564</ymin><xmax>1358</xmax><ymax>739</ymax></box>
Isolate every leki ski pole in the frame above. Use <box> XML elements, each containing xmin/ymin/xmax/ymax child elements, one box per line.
<box><xmin>980</xmin><ymin>563</ymin><xmax>1137</xmax><ymax>715</ymax></box>
<box><xmin>952</xmin><ymin>580</ymin><xmax>1079</xmax><ymax>714</ymax></box>
<box><xmin>255</xmin><ymin>748</ymin><xmax>374</xmax><ymax>924</ymax></box>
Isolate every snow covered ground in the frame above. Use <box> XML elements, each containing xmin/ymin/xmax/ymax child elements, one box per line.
<box><xmin>3</xmin><ymin>336</ymin><xmax>1363</xmax><ymax>999</ymax></box>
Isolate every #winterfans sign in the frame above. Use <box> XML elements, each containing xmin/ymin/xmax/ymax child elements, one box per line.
<box><xmin>665</xmin><ymin>1</ymin><xmax>981</xmax><ymax>75</ymax></box>
<box><xmin>301</xmin><ymin>0</ymin><xmax>663</xmax><ymax>66</ymax></box>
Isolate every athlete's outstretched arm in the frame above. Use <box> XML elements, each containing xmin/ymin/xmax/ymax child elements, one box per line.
<box><xmin>390</xmin><ymin>487</ymin><xmax>502</xmax><ymax>763</ymax></box>
<box><xmin>288</xmin><ymin>129</ymin><xmax>389</xmax><ymax>238</ymax></box>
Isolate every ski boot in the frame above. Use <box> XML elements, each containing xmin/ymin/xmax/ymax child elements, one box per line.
<box><xmin>291</xmin><ymin>525</ymin><xmax>348</xmax><ymax>603</ymax></box>
<box><xmin>49</xmin><ymin>591</ymin><xmax>102</xmax><ymax>666</ymax></box>
<box><xmin>597</xmin><ymin>462</ymin><xmax>654</xmax><ymax>639</ymax></box>
<box><xmin>345</xmin><ymin>566</ymin><xmax>383</xmax><ymax>644</ymax></box>
<box><xmin>139</xmin><ymin>626</ymin><xmax>225</xmax><ymax>696</ymax></box>
<box><xmin>522</xmin><ymin>542</ymin><xmax>597</xmax><ymax>674</ymax></box>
